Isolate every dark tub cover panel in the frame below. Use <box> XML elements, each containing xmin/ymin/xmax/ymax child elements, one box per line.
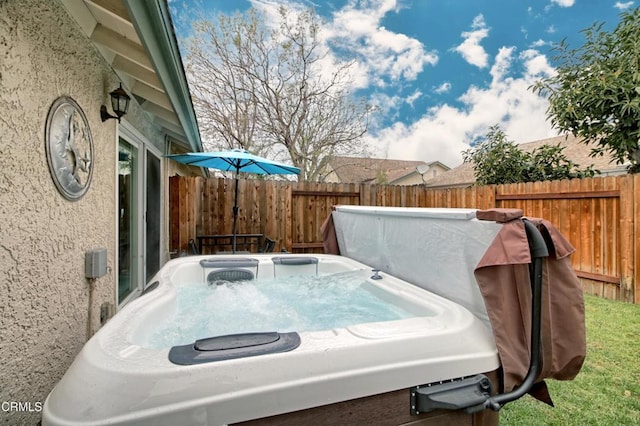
<box><xmin>474</xmin><ymin>209</ymin><xmax>585</xmax><ymax>404</ymax></box>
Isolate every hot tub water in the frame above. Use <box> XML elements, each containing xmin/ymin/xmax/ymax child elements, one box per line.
<box><xmin>143</xmin><ymin>270</ymin><xmax>418</xmax><ymax>349</ymax></box>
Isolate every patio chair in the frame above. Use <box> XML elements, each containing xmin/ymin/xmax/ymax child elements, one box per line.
<box><xmin>188</xmin><ymin>239</ymin><xmax>200</xmax><ymax>255</ymax></box>
<box><xmin>259</xmin><ymin>237</ymin><xmax>276</xmax><ymax>253</ymax></box>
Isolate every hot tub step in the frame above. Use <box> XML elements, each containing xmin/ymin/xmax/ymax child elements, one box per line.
<box><xmin>410</xmin><ymin>374</ymin><xmax>493</xmax><ymax>415</ymax></box>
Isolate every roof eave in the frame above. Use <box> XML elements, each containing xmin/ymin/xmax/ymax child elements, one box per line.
<box><xmin>124</xmin><ymin>0</ymin><xmax>202</xmax><ymax>152</ymax></box>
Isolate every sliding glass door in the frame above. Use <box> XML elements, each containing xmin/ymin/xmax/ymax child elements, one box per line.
<box><xmin>146</xmin><ymin>152</ymin><xmax>161</xmax><ymax>281</ymax></box>
<box><xmin>118</xmin><ymin>140</ymin><xmax>139</xmax><ymax>303</ymax></box>
<box><xmin>117</xmin><ymin>126</ymin><xmax>163</xmax><ymax>306</ymax></box>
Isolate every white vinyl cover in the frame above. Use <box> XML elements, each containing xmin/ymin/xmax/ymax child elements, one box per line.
<box><xmin>332</xmin><ymin>206</ymin><xmax>503</xmax><ymax>327</ymax></box>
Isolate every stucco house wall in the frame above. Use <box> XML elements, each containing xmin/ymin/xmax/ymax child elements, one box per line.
<box><xmin>0</xmin><ymin>1</ymin><xmax>165</xmax><ymax>423</ymax></box>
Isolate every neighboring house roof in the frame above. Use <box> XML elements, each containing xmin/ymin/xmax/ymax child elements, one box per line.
<box><xmin>425</xmin><ymin>133</ymin><xmax>626</xmax><ymax>188</ymax></box>
<box><xmin>424</xmin><ymin>162</ymin><xmax>476</xmax><ymax>189</ymax></box>
<box><xmin>62</xmin><ymin>0</ymin><xmax>202</xmax><ymax>152</ymax></box>
<box><xmin>326</xmin><ymin>156</ymin><xmax>449</xmax><ymax>184</ymax></box>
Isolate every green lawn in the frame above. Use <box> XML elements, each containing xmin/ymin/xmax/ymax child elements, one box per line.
<box><xmin>500</xmin><ymin>294</ymin><xmax>640</xmax><ymax>425</ymax></box>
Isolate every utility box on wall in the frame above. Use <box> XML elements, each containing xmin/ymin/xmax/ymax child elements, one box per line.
<box><xmin>85</xmin><ymin>248</ymin><xmax>107</xmax><ymax>279</ymax></box>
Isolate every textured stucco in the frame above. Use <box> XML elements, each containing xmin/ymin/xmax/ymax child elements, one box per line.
<box><xmin>0</xmin><ymin>1</ymin><xmax>164</xmax><ymax>424</ymax></box>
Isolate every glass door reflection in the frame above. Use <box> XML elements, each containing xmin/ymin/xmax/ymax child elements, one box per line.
<box><xmin>118</xmin><ymin>140</ymin><xmax>138</xmax><ymax>304</ymax></box>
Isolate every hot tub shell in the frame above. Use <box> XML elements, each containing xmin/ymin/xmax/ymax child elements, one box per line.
<box><xmin>43</xmin><ymin>253</ymin><xmax>500</xmax><ymax>425</ymax></box>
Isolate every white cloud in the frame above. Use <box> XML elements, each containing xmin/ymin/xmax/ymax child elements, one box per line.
<box><xmin>531</xmin><ymin>39</ymin><xmax>548</xmax><ymax>48</ymax></box>
<box><xmin>455</xmin><ymin>14</ymin><xmax>490</xmax><ymax>68</ymax></box>
<box><xmin>250</xmin><ymin>0</ymin><xmax>439</xmax><ymax>90</ymax></box>
<box><xmin>546</xmin><ymin>25</ymin><xmax>557</xmax><ymax>34</ymax></box>
<box><xmin>324</xmin><ymin>0</ymin><xmax>438</xmax><ymax>87</ymax></box>
<box><xmin>247</xmin><ymin>0</ymin><xmax>434</xmax><ymax>91</ymax></box>
<box><xmin>433</xmin><ymin>82</ymin><xmax>452</xmax><ymax>94</ymax></box>
<box><xmin>369</xmin><ymin>92</ymin><xmax>403</xmax><ymax>121</ymax></box>
<box><xmin>405</xmin><ymin>90</ymin><xmax>422</xmax><ymax>107</ymax></box>
<box><xmin>367</xmin><ymin>49</ymin><xmax>558</xmax><ymax>167</ymax></box>
<box><xmin>489</xmin><ymin>47</ymin><xmax>515</xmax><ymax>82</ymax></box>
<box><xmin>615</xmin><ymin>1</ymin><xmax>634</xmax><ymax>10</ymax></box>
<box><xmin>250</xmin><ymin>0</ymin><xmax>302</xmax><ymax>26</ymax></box>
<box><xmin>550</xmin><ymin>0</ymin><xmax>575</xmax><ymax>7</ymax></box>
<box><xmin>520</xmin><ymin>49</ymin><xmax>556</xmax><ymax>78</ymax></box>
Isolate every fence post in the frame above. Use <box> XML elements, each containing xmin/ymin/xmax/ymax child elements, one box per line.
<box><xmin>284</xmin><ymin>181</ymin><xmax>293</xmax><ymax>252</ymax></box>
<box><xmin>619</xmin><ymin>175</ymin><xmax>635</xmax><ymax>302</ymax></box>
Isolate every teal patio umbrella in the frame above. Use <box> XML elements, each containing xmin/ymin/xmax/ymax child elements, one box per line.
<box><xmin>166</xmin><ymin>149</ymin><xmax>300</xmax><ymax>253</ymax></box>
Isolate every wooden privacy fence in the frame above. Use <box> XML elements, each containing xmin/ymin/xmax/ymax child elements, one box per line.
<box><xmin>169</xmin><ymin>174</ymin><xmax>640</xmax><ymax>303</ymax></box>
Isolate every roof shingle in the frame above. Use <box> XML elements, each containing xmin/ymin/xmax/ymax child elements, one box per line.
<box><xmin>327</xmin><ymin>156</ymin><xmax>443</xmax><ymax>184</ymax></box>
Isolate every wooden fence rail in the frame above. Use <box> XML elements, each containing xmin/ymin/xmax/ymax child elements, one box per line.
<box><xmin>169</xmin><ymin>174</ymin><xmax>640</xmax><ymax>303</ymax></box>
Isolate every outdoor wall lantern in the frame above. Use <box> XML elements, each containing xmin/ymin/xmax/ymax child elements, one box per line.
<box><xmin>100</xmin><ymin>83</ymin><xmax>131</xmax><ymax>122</ymax></box>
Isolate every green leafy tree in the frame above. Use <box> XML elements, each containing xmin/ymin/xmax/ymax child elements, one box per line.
<box><xmin>524</xmin><ymin>143</ymin><xmax>597</xmax><ymax>182</ymax></box>
<box><xmin>462</xmin><ymin>126</ymin><xmax>529</xmax><ymax>185</ymax></box>
<box><xmin>463</xmin><ymin>125</ymin><xmax>598</xmax><ymax>185</ymax></box>
<box><xmin>531</xmin><ymin>7</ymin><xmax>640</xmax><ymax>173</ymax></box>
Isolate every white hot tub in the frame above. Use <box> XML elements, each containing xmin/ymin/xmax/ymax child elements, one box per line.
<box><xmin>43</xmin><ymin>253</ymin><xmax>499</xmax><ymax>425</ymax></box>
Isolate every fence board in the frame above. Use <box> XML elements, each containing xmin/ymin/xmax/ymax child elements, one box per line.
<box><xmin>169</xmin><ymin>175</ymin><xmax>636</xmax><ymax>302</ymax></box>
<box><xmin>607</xmin><ymin>177</ymin><xmax>618</xmax><ymax>279</ymax></box>
<box><xmin>569</xmin><ymin>179</ymin><xmax>582</xmax><ymax>273</ymax></box>
<box><xmin>169</xmin><ymin>177</ymin><xmax>180</xmax><ymax>252</ymax></box>
<box><xmin>580</xmin><ymin>178</ymin><xmax>593</xmax><ymax>277</ymax></box>
<box><xmin>592</xmin><ymin>178</ymin><xmax>603</xmax><ymax>278</ymax></box>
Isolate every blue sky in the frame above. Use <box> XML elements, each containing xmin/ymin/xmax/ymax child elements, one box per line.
<box><xmin>169</xmin><ymin>0</ymin><xmax>635</xmax><ymax>168</ymax></box>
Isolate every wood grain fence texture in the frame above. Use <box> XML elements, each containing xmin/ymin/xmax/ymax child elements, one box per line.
<box><xmin>169</xmin><ymin>174</ymin><xmax>640</xmax><ymax>303</ymax></box>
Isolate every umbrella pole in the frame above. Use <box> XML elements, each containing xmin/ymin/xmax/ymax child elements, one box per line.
<box><xmin>232</xmin><ymin>173</ymin><xmax>239</xmax><ymax>253</ymax></box>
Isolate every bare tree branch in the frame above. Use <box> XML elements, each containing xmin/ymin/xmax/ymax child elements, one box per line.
<box><xmin>183</xmin><ymin>6</ymin><xmax>373</xmax><ymax>180</ymax></box>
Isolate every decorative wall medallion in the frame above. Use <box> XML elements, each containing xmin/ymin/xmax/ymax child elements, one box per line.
<box><xmin>45</xmin><ymin>96</ymin><xmax>94</xmax><ymax>201</ymax></box>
